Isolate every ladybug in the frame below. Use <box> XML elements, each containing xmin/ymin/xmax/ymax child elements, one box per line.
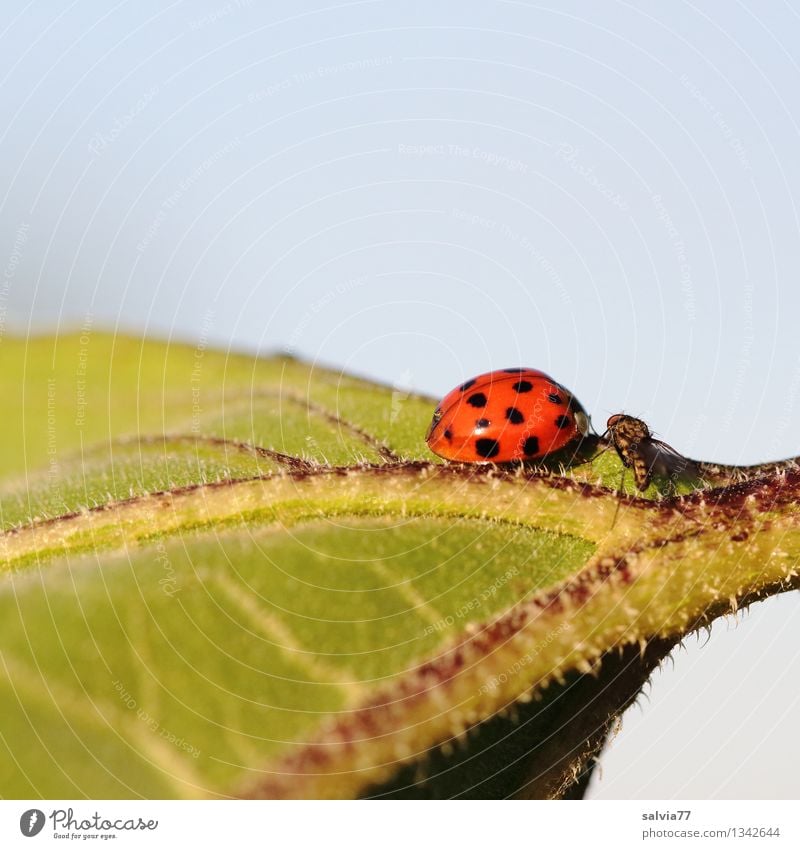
<box><xmin>426</xmin><ymin>368</ymin><xmax>591</xmax><ymax>463</ymax></box>
<box><xmin>605</xmin><ymin>414</ymin><xmax>697</xmax><ymax>490</ymax></box>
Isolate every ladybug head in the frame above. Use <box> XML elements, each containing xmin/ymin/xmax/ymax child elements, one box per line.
<box><xmin>425</xmin><ymin>407</ymin><xmax>443</xmax><ymax>441</ymax></box>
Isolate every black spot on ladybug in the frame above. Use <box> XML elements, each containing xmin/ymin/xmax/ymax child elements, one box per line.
<box><xmin>548</xmin><ymin>392</ymin><xmax>562</xmax><ymax>404</ymax></box>
<box><xmin>523</xmin><ymin>436</ymin><xmax>540</xmax><ymax>456</ymax></box>
<box><xmin>512</xmin><ymin>380</ymin><xmax>533</xmax><ymax>393</ymax></box>
<box><xmin>505</xmin><ymin>407</ymin><xmax>524</xmax><ymax>424</ymax></box>
<box><xmin>554</xmin><ymin>415</ymin><xmax>572</xmax><ymax>430</ymax></box>
<box><xmin>475</xmin><ymin>418</ymin><xmax>490</xmax><ymax>428</ymax></box>
<box><xmin>467</xmin><ymin>392</ymin><xmax>487</xmax><ymax>407</ymax></box>
<box><xmin>475</xmin><ymin>438</ymin><xmax>500</xmax><ymax>458</ymax></box>
<box><xmin>444</xmin><ymin>428</ymin><xmax>453</xmax><ymax>441</ymax></box>
<box><xmin>459</xmin><ymin>379</ymin><xmax>476</xmax><ymax>392</ymax></box>
<box><xmin>503</xmin><ymin>368</ymin><xmax>526</xmax><ymax>373</ymax></box>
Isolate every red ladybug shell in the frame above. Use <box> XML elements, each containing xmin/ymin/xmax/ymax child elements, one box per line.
<box><xmin>426</xmin><ymin>368</ymin><xmax>590</xmax><ymax>462</ymax></box>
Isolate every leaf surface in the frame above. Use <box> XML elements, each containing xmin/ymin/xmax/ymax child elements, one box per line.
<box><xmin>0</xmin><ymin>332</ymin><xmax>797</xmax><ymax>798</ymax></box>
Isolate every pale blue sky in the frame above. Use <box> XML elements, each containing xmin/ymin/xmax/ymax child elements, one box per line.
<box><xmin>2</xmin><ymin>0</ymin><xmax>799</xmax><ymax>799</ymax></box>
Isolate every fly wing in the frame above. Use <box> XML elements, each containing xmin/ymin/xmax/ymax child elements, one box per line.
<box><xmin>639</xmin><ymin>438</ymin><xmax>699</xmax><ymax>480</ymax></box>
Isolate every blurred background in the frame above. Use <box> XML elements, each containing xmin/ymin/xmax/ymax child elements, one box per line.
<box><xmin>1</xmin><ymin>0</ymin><xmax>799</xmax><ymax>798</ymax></box>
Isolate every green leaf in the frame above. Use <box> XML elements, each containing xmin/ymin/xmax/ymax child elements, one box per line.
<box><xmin>0</xmin><ymin>332</ymin><xmax>797</xmax><ymax>799</ymax></box>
